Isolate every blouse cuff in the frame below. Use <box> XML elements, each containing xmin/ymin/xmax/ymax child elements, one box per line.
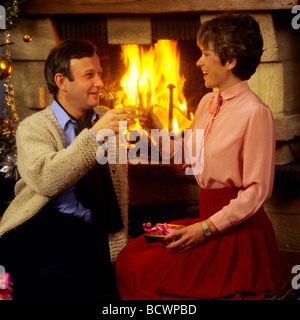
<box><xmin>210</xmin><ymin>209</ymin><xmax>233</xmax><ymax>233</ymax></box>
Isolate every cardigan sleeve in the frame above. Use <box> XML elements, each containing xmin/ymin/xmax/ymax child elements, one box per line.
<box><xmin>209</xmin><ymin>104</ymin><xmax>276</xmax><ymax>232</ymax></box>
<box><xmin>16</xmin><ymin>118</ymin><xmax>102</xmax><ymax>198</ymax></box>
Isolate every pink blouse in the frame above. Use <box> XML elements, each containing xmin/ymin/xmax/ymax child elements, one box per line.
<box><xmin>190</xmin><ymin>81</ymin><xmax>276</xmax><ymax>232</ymax></box>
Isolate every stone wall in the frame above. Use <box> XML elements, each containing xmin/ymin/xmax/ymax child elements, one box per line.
<box><xmin>0</xmin><ymin>18</ymin><xmax>58</xmax><ymax>120</ymax></box>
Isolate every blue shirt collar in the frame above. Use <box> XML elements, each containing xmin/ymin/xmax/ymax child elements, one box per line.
<box><xmin>50</xmin><ymin>100</ymin><xmax>99</xmax><ymax>131</ymax></box>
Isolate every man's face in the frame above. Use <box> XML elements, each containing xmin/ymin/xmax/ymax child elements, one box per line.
<box><xmin>65</xmin><ymin>52</ymin><xmax>104</xmax><ymax>114</ymax></box>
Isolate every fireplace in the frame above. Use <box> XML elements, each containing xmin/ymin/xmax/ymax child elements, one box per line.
<box><xmin>1</xmin><ymin>1</ymin><xmax>300</xmax><ymax>257</ymax></box>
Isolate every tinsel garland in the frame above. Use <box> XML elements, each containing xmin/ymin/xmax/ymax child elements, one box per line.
<box><xmin>2</xmin><ymin>30</ymin><xmax>18</xmax><ymax>137</ymax></box>
<box><xmin>0</xmin><ymin>0</ymin><xmax>20</xmax><ymax>180</ymax></box>
<box><xmin>2</xmin><ymin>0</ymin><xmax>19</xmax><ymax>137</ymax></box>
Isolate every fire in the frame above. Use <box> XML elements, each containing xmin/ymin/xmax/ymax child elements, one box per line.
<box><xmin>117</xmin><ymin>40</ymin><xmax>192</xmax><ymax>132</ymax></box>
<box><xmin>173</xmin><ymin>119</ymin><xmax>179</xmax><ymax>132</ymax></box>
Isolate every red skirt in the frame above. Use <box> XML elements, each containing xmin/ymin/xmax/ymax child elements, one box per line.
<box><xmin>115</xmin><ymin>188</ymin><xmax>288</xmax><ymax>300</ymax></box>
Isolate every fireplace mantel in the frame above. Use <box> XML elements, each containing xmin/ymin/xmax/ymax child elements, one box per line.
<box><xmin>21</xmin><ymin>0</ymin><xmax>298</xmax><ymax>15</ymax></box>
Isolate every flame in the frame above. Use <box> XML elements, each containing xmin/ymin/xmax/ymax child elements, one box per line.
<box><xmin>173</xmin><ymin>119</ymin><xmax>179</xmax><ymax>132</ymax></box>
<box><xmin>118</xmin><ymin>40</ymin><xmax>192</xmax><ymax>131</ymax></box>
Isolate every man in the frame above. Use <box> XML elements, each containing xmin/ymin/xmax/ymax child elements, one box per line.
<box><xmin>0</xmin><ymin>40</ymin><xmax>144</xmax><ymax>299</ymax></box>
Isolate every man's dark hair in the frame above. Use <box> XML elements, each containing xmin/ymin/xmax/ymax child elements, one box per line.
<box><xmin>197</xmin><ymin>13</ymin><xmax>263</xmax><ymax>80</ymax></box>
<box><xmin>44</xmin><ymin>40</ymin><xmax>96</xmax><ymax>96</ymax></box>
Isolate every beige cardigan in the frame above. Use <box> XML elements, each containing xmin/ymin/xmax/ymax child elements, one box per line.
<box><xmin>0</xmin><ymin>106</ymin><xmax>129</xmax><ymax>263</ymax></box>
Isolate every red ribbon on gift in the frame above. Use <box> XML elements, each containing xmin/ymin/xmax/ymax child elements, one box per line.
<box><xmin>143</xmin><ymin>222</ymin><xmax>173</xmax><ymax>234</ymax></box>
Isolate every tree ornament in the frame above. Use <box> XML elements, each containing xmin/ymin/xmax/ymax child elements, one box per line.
<box><xmin>0</xmin><ymin>56</ymin><xmax>12</xmax><ymax>80</ymax></box>
<box><xmin>99</xmin><ymin>81</ymin><xmax>118</xmax><ymax>108</ymax></box>
<box><xmin>23</xmin><ymin>33</ymin><xmax>32</xmax><ymax>42</ymax></box>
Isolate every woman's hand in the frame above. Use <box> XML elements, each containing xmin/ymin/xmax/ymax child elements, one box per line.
<box><xmin>163</xmin><ymin>219</ymin><xmax>218</xmax><ymax>253</ymax></box>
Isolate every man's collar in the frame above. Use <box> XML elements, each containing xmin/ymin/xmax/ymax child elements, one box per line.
<box><xmin>51</xmin><ymin>99</ymin><xmax>99</xmax><ymax>131</ymax></box>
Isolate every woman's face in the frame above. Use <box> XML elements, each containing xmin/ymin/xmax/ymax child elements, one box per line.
<box><xmin>196</xmin><ymin>44</ymin><xmax>237</xmax><ymax>92</ymax></box>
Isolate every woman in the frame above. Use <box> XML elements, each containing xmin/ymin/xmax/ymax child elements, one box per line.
<box><xmin>115</xmin><ymin>13</ymin><xmax>288</xmax><ymax>300</ymax></box>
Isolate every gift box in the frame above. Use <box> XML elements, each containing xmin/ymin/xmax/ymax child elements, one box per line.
<box><xmin>0</xmin><ymin>272</ymin><xmax>13</xmax><ymax>300</ymax></box>
<box><xmin>143</xmin><ymin>222</ymin><xmax>185</xmax><ymax>244</ymax></box>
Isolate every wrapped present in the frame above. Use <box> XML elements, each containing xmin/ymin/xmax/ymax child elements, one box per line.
<box><xmin>143</xmin><ymin>222</ymin><xmax>185</xmax><ymax>244</ymax></box>
<box><xmin>0</xmin><ymin>272</ymin><xmax>13</xmax><ymax>300</ymax></box>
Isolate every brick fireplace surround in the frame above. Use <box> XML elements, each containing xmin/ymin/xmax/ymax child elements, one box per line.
<box><xmin>1</xmin><ymin>0</ymin><xmax>299</xmax><ymax>266</ymax></box>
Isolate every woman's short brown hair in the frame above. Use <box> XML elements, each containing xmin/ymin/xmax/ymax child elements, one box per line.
<box><xmin>197</xmin><ymin>13</ymin><xmax>263</xmax><ymax>80</ymax></box>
